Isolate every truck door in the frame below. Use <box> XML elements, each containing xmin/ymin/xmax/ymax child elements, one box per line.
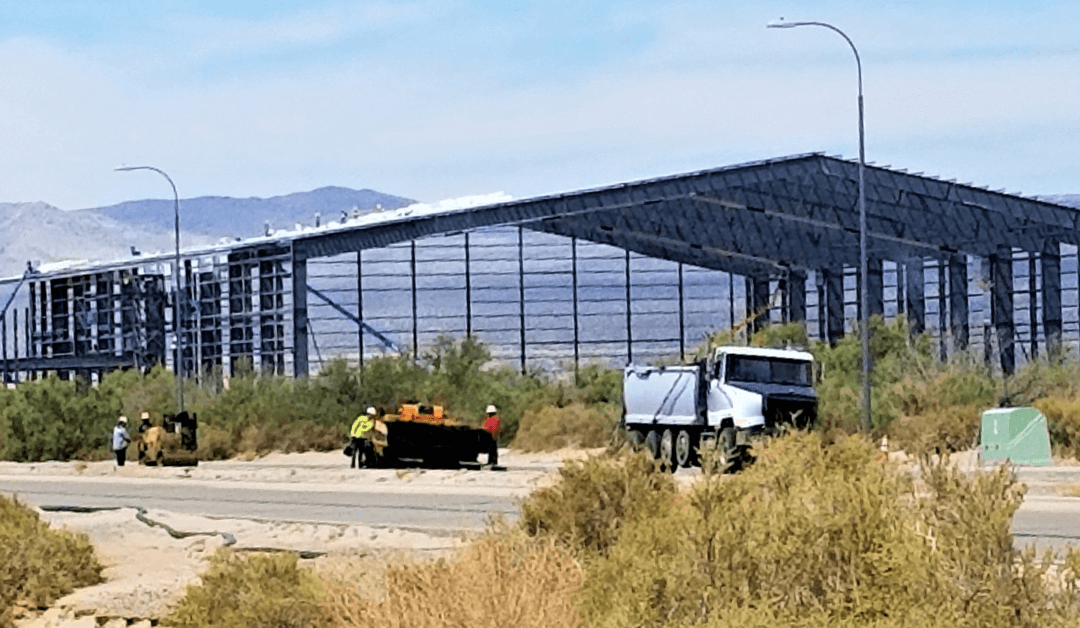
<box><xmin>706</xmin><ymin>354</ymin><xmax>734</xmax><ymax>426</ymax></box>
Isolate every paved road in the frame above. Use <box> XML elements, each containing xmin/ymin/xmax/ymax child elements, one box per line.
<box><xmin>3</xmin><ymin>467</ymin><xmax>1079</xmax><ymax>550</ymax></box>
<box><xmin>0</xmin><ymin>475</ymin><xmax>519</xmax><ymax>534</ymax></box>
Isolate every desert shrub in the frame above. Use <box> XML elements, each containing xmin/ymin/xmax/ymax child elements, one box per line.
<box><xmin>519</xmin><ymin>447</ymin><xmax>677</xmax><ymax>558</ymax></box>
<box><xmin>324</xmin><ymin>533</ymin><xmax>583</xmax><ymax>628</ymax></box>
<box><xmin>578</xmin><ymin>431</ymin><xmax>1080</xmax><ymax>628</ymax></box>
<box><xmin>0</xmin><ymin>375</ymin><xmax>118</xmax><ymax>462</ymax></box>
<box><xmin>1034</xmin><ymin>396</ymin><xmax>1080</xmax><ymax>458</ymax></box>
<box><xmin>0</xmin><ymin>495</ymin><xmax>102</xmax><ymax>628</ymax></box>
<box><xmin>164</xmin><ymin>551</ymin><xmax>329</xmax><ymax>628</ymax></box>
<box><xmin>512</xmin><ymin>403</ymin><xmax>620</xmax><ymax>452</ymax></box>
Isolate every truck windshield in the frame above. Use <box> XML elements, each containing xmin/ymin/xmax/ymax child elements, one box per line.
<box><xmin>726</xmin><ymin>356</ymin><xmax>812</xmax><ymax>385</ymax></box>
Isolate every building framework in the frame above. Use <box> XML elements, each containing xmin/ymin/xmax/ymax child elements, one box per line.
<box><xmin>2</xmin><ymin>153</ymin><xmax>1078</xmax><ymax>382</ymax></box>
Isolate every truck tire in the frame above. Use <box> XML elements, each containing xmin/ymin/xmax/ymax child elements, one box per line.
<box><xmin>626</xmin><ymin>429</ymin><xmax>645</xmax><ymax>449</ymax></box>
<box><xmin>675</xmin><ymin>430</ymin><xmax>695</xmax><ymax>468</ymax></box>
<box><xmin>717</xmin><ymin>426</ymin><xmax>738</xmax><ymax>473</ymax></box>
<box><xmin>643</xmin><ymin>430</ymin><xmax>660</xmax><ymax>459</ymax></box>
<box><xmin>659</xmin><ymin>429</ymin><xmax>678</xmax><ymax>473</ymax></box>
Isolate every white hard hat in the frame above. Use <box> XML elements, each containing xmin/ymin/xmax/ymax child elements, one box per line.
<box><xmin>118</xmin><ymin>416</ymin><xmax>128</xmax><ymax>424</ymax></box>
<box><xmin>486</xmin><ymin>405</ymin><xmax>497</xmax><ymax>414</ymax></box>
<box><xmin>141</xmin><ymin>411</ymin><xmax>150</xmax><ymax>420</ymax></box>
<box><xmin>366</xmin><ymin>407</ymin><xmax>377</xmax><ymax>415</ymax></box>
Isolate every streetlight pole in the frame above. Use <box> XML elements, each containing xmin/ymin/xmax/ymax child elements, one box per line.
<box><xmin>115</xmin><ymin>165</ymin><xmax>184</xmax><ymax>414</ymax></box>
<box><xmin>768</xmin><ymin>19</ymin><xmax>871</xmax><ymax>432</ymax></box>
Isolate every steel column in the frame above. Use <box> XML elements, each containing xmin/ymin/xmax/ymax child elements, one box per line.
<box><xmin>518</xmin><ymin>227</ymin><xmax>526</xmax><ymax>374</ymax></box>
<box><xmin>948</xmin><ymin>255</ymin><xmax>969</xmax><ymax>351</ymax></box>
<box><xmin>1028</xmin><ymin>253</ymin><xmax>1038</xmax><ymax>358</ymax></box>
<box><xmin>750</xmin><ymin>275</ymin><xmax>770</xmax><ymax>334</ymax></box>
<box><xmin>291</xmin><ymin>255</ymin><xmax>309</xmax><ymax>377</ymax></box>
<box><xmin>678</xmin><ymin>262</ymin><xmax>686</xmax><ymax>361</ymax></box>
<box><xmin>824</xmin><ymin>268</ymin><xmax>845</xmax><ymax>345</ymax></box>
<box><xmin>357</xmin><ymin>252</ymin><xmax>364</xmax><ymax>368</ymax></box>
<box><xmin>1042</xmin><ymin>241</ymin><xmax>1062</xmax><ymax>356</ymax></box>
<box><xmin>572</xmin><ymin>237</ymin><xmax>580</xmax><ymax>373</ymax></box>
<box><xmin>465</xmin><ymin>232</ymin><xmax>472</xmax><ymax>338</ymax></box>
<box><xmin>625</xmin><ymin>248</ymin><xmax>632</xmax><ymax>363</ymax></box>
<box><xmin>411</xmin><ymin>241</ymin><xmax>418</xmax><ymax>363</ymax></box>
<box><xmin>787</xmin><ymin>270</ymin><xmax>807</xmax><ymax>324</ymax></box>
<box><xmin>867</xmin><ymin>258</ymin><xmax>884</xmax><ymax>318</ymax></box>
<box><xmin>728</xmin><ymin>273</ymin><xmax>735</xmax><ymax>331</ymax></box>
<box><xmin>990</xmin><ymin>246</ymin><xmax>1015</xmax><ymax>374</ymax></box>
<box><xmin>904</xmin><ymin>258</ymin><xmax>925</xmax><ymax>334</ymax></box>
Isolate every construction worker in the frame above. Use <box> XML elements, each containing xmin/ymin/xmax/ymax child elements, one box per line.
<box><xmin>483</xmin><ymin>405</ymin><xmax>500</xmax><ymax>467</ymax></box>
<box><xmin>112</xmin><ymin>416</ymin><xmax>131</xmax><ymax>467</ymax></box>
<box><xmin>349</xmin><ymin>407</ymin><xmax>377</xmax><ymax>468</ymax></box>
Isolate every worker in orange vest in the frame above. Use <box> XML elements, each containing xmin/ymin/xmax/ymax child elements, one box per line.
<box><xmin>483</xmin><ymin>404</ymin><xmax>500</xmax><ymax>467</ymax></box>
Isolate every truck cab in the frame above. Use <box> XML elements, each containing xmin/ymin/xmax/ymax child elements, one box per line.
<box><xmin>707</xmin><ymin>346</ymin><xmax>817</xmax><ymax>436</ymax></box>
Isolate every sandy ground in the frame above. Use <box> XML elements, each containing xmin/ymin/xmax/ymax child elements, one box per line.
<box><xmin>10</xmin><ymin>447</ymin><xmax>601</xmax><ymax>627</ymax></box>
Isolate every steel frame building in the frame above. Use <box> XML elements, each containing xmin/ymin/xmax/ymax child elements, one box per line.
<box><xmin>2</xmin><ymin>152</ymin><xmax>1078</xmax><ymax>382</ymax></box>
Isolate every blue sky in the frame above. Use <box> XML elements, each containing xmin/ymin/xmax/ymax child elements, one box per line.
<box><xmin>0</xmin><ymin>1</ymin><xmax>1077</xmax><ymax>210</ymax></box>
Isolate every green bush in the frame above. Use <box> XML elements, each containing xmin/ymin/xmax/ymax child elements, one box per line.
<box><xmin>164</xmin><ymin>551</ymin><xmax>329</xmax><ymax>628</ymax></box>
<box><xmin>0</xmin><ymin>375</ymin><xmax>118</xmax><ymax>462</ymax></box>
<box><xmin>512</xmin><ymin>403</ymin><xmax>620</xmax><ymax>452</ymax></box>
<box><xmin>519</xmin><ymin>447</ymin><xmax>677</xmax><ymax>558</ymax></box>
<box><xmin>577</xmin><ymin>432</ymin><xmax>1080</xmax><ymax>628</ymax></box>
<box><xmin>0</xmin><ymin>495</ymin><xmax>102</xmax><ymax>628</ymax></box>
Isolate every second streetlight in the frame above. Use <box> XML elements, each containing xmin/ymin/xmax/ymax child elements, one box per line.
<box><xmin>115</xmin><ymin>165</ymin><xmax>185</xmax><ymax>414</ymax></box>
<box><xmin>768</xmin><ymin>19</ymin><xmax>871</xmax><ymax>432</ymax></box>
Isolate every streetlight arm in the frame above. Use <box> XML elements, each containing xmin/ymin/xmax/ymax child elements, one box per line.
<box><xmin>767</xmin><ymin>20</ymin><xmax>862</xmax><ymax>96</ymax></box>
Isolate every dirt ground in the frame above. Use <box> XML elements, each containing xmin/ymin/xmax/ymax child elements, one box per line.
<box><xmin>10</xmin><ymin>447</ymin><xmax>602</xmax><ymax>628</ymax></box>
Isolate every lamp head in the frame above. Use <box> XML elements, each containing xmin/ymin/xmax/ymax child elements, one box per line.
<box><xmin>767</xmin><ymin>19</ymin><xmax>814</xmax><ymax>29</ymax></box>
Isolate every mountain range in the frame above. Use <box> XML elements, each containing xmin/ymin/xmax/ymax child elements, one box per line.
<box><xmin>0</xmin><ymin>187</ymin><xmax>413</xmax><ymax>279</ymax></box>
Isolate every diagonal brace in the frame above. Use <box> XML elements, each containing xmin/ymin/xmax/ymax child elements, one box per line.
<box><xmin>306</xmin><ymin>284</ymin><xmax>399</xmax><ymax>353</ymax></box>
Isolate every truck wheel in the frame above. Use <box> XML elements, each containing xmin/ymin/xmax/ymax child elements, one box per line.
<box><xmin>644</xmin><ymin>430</ymin><xmax>660</xmax><ymax>460</ymax></box>
<box><xmin>717</xmin><ymin>426</ymin><xmax>738</xmax><ymax>473</ymax></box>
<box><xmin>626</xmin><ymin>429</ymin><xmax>645</xmax><ymax>449</ymax></box>
<box><xmin>659</xmin><ymin>429</ymin><xmax>677</xmax><ymax>473</ymax></box>
<box><xmin>675</xmin><ymin>430</ymin><xmax>695</xmax><ymax>468</ymax></box>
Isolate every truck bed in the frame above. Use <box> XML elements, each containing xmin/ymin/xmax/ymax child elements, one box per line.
<box><xmin>623</xmin><ymin>363</ymin><xmax>705</xmax><ymax>427</ymax></box>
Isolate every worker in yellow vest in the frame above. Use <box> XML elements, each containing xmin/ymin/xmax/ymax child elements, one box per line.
<box><xmin>348</xmin><ymin>407</ymin><xmax>377</xmax><ymax>468</ymax></box>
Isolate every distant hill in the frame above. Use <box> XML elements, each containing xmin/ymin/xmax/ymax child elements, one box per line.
<box><xmin>76</xmin><ymin>186</ymin><xmax>414</xmax><ymax>240</ymax></box>
<box><xmin>0</xmin><ymin>187</ymin><xmax>413</xmax><ymax>279</ymax></box>
<box><xmin>0</xmin><ymin>201</ymin><xmax>218</xmax><ymax>279</ymax></box>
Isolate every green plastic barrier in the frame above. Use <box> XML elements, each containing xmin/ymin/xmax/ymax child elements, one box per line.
<box><xmin>980</xmin><ymin>407</ymin><xmax>1052</xmax><ymax>466</ymax></box>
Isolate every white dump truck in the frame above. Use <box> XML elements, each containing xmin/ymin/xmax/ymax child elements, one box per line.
<box><xmin>622</xmin><ymin>346</ymin><xmax>817</xmax><ymax>471</ymax></box>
